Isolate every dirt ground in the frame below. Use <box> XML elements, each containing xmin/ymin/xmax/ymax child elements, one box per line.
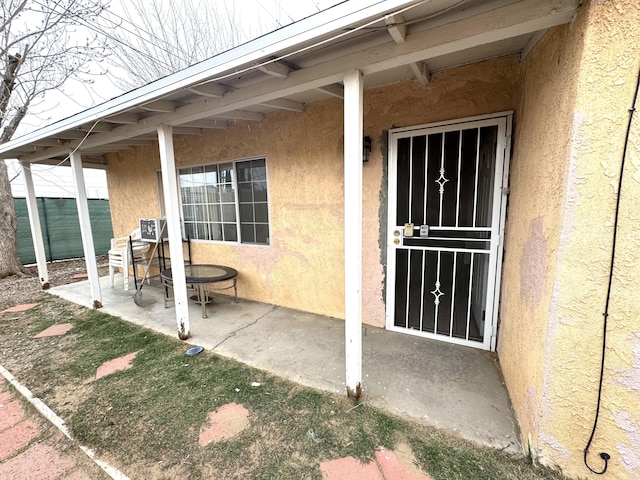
<box><xmin>0</xmin><ymin>257</ymin><xmax>110</xmax><ymax>312</ymax></box>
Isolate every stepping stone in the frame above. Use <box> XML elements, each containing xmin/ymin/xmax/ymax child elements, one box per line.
<box><xmin>0</xmin><ymin>420</ymin><xmax>37</xmax><ymax>461</ymax></box>
<box><xmin>34</xmin><ymin>323</ymin><xmax>74</xmax><ymax>338</ymax></box>
<box><xmin>0</xmin><ymin>391</ymin><xmax>12</xmax><ymax>404</ymax></box>
<box><xmin>375</xmin><ymin>449</ymin><xmax>432</xmax><ymax>480</ymax></box>
<box><xmin>320</xmin><ymin>449</ymin><xmax>433</xmax><ymax>480</ymax></box>
<box><xmin>199</xmin><ymin>403</ymin><xmax>249</xmax><ymax>445</ymax></box>
<box><xmin>320</xmin><ymin>456</ymin><xmax>384</xmax><ymax>480</ymax></box>
<box><xmin>71</xmin><ymin>273</ymin><xmax>88</xmax><ymax>280</ymax></box>
<box><xmin>62</xmin><ymin>470</ymin><xmax>94</xmax><ymax>480</ymax></box>
<box><xmin>2</xmin><ymin>303</ymin><xmax>39</xmax><ymax>313</ymax></box>
<box><xmin>95</xmin><ymin>352</ymin><xmax>139</xmax><ymax>380</ymax></box>
<box><xmin>0</xmin><ymin>443</ymin><xmax>74</xmax><ymax>480</ymax></box>
<box><xmin>0</xmin><ymin>400</ymin><xmax>26</xmax><ymax>432</ymax></box>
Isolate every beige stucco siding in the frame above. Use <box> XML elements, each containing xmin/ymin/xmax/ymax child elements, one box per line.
<box><xmin>498</xmin><ymin>18</ymin><xmax>586</xmax><ymax>458</ymax></box>
<box><xmin>363</xmin><ymin>57</ymin><xmax>519</xmax><ymax>326</ymax></box>
<box><xmin>107</xmin><ymin>146</ymin><xmax>163</xmax><ymax>234</ymax></box>
<box><xmin>108</xmin><ymin>104</ymin><xmax>347</xmax><ymax>318</ymax></box>
<box><xmin>107</xmin><ymin>56</ymin><xmax>518</xmax><ymax>326</ymax></box>
<box><xmin>105</xmin><ymin>4</ymin><xmax>640</xmax><ymax>476</ymax></box>
<box><xmin>541</xmin><ymin>1</ymin><xmax>640</xmax><ymax>479</ymax></box>
<box><xmin>499</xmin><ymin>1</ymin><xmax>640</xmax><ymax>479</ymax></box>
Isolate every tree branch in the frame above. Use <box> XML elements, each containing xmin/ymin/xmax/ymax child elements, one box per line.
<box><xmin>0</xmin><ymin>53</ymin><xmax>22</xmax><ymax>122</ymax></box>
<box><xmin>0</xmin><ymin>0</ymin><xmax>28</xmax><ymax>37</ymax></box>
<box><xmin>0</xmin><ymin>101</ymin><xmax>27</xmax><ymax>142</ymax></box>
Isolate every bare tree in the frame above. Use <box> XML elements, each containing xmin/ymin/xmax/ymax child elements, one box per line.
<box><xmin>103</xmin><ymin>0</ymin><xmax>254</xmax><ymax>90</ymax></box>
<box><xmin>0</xmin><ymin>0</ymin><xmax>108</xmax><ymax>278</ymax></box>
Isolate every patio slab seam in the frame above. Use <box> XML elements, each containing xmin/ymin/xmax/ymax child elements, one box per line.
<box><xmin>211</xmin><ymin>305</ymin><xmax>278</xmax><ymax>350</ymax></box>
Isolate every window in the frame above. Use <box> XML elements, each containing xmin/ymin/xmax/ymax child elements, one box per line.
<box><xmin>179</xmin><ymin>158</ymin><xmax>270</xmax><ymax>245</ymax></box>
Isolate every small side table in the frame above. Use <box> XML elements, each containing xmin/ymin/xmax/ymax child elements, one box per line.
<box><xmin>161</xmin><ymin>264</ymin><xmax>238</xmax><ymax>318</ymax></box>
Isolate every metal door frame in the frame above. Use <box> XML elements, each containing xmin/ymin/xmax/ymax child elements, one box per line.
<box><xmin>385</xmin><ymin>112</ymin><xmax>512</xmax><ymax>351</ymax></box>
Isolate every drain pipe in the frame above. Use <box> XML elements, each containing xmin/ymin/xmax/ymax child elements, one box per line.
<box><xmin>583</xmin><ymin>69</ymin><xmax>640</xmax><ymax>475</ymax></box>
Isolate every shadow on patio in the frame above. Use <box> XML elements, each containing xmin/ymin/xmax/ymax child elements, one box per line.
<box><xmin>49</xmin><ymin>275</ymin><xmax>521</xmax><ymax>453</ymax></box>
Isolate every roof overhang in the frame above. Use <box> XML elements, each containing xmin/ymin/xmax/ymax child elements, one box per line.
<box><xmin>0</xmin><ymin>0</ymin><xmax>580</xmax><ymax>166</ymax></box>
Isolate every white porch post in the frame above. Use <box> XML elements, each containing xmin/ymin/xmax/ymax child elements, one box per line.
<box><xmin>20</xmin><ymin>162</ymin><xmax>49</xmax><ymax>289</ymax></box>
<box><xmin>157</xmin><ymin>125</ymin><xmax>191</xmax><ymax>339</ymax></box>
<box><xmin>343</xmin><ymin>69</ymin><xmax>364</xmax><ymax>399</ymax></box>
<box><xmin>69</xmin><ymin>151</ymin><xmax>102</xmax><ymax>308</ymax></box>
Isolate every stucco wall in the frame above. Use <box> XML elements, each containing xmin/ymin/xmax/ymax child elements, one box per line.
<box><xmin>498</xmin><ymin>16</ymin><xmax>585</xmax><ymax>458</ymax></box>
<box><xmin>104</xmin><ymin>3</ymin><xmax>640</xmax><ymax>477</ymax></box>
<box><xmin>499</xmin><ymin>1</ymin><xmax>640</xmax><ymax>479</ymax></box>
<box><xmin>106</xmin><ymin>56</ymin><xmax>518</xmax><ymax>326</ymax></box>
<box><xmin>363</xmin><ymin>57</ymin><xmax>519</xmax><ymax>326</ymax></box>
<box><xmin>108</xmin><ymin>103</ymin><xmax>347</xmax><ymax>318</ymax></box>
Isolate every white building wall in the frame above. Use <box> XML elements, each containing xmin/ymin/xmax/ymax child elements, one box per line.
<box><xmin>6</xmin><ymin>159</ymin><xmax>109</xmax><ymax>199</ymax></box>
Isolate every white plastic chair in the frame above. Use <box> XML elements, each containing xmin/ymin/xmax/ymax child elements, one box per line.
<box><xmin>108</xmin><ymin>228</ymin><xmax>150</xmax><ymax>290</ymax></box>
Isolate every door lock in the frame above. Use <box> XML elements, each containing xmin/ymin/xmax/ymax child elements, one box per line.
<box><xmin>403</xmin><ymin>223</ymin><xmax>414</xmax><ymax>236</ymax></box>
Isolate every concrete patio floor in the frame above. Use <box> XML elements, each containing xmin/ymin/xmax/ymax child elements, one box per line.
<box><xmin>50</xmin><ymin>275</ymin><xmax>521</xmax><ymax>453</ymax></box>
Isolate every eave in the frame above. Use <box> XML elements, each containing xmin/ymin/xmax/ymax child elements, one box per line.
<box><xmin>0</xmin><ymin>0</ymin><xmax>580</xmax><ymax>167</ymax></box>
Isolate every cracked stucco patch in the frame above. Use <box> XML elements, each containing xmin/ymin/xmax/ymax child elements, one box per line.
<box><xmin>520</xmin><ymin>217</ymin><xmax>547</xmax><ymax>308</ymax></box>
<box><xmin>613</xmin><ymin>332</ymin><xmax>640</xmax><ymax>396</ymax></box>
<box><xmin>612</xmin><ymin>410</ymin><xmax>640</xmax><ymax>479</ymax></box>
<box><xmin>538</xmin><ymin>432</ymin><xmax>571</xmax><ymax>459</ymax></box>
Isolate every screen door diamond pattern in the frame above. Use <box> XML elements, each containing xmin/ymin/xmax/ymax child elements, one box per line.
<box><xmin>387</xmin><ymin>115</ymin><xmax>510</xmax><ymax>350</ymax></box>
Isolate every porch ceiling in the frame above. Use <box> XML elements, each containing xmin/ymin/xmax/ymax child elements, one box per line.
<box><xmin>0</xmin><ymin>0</ymin><xmax>580</xmax><ymax>167</ymax></box>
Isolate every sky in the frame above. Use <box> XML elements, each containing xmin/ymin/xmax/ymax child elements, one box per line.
<box><xmin>8</xmin><ymin>0</ymin><xmax>344</xmax><ymax>199</ymax></box>
<box><xmin>14</xmin><ymin>0</ymin><xmax>345</xmax><ymax>137</ymax></box>
<box><xmin>8</xmin><ymin>161</ymin><xmax>109</xmax><ymax>199</ymax></box>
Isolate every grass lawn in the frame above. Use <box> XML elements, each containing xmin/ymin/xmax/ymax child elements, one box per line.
<box><xmin>0</xmin><ymin>295</ymin><xmax>570</xmax><ymax>479</ymax></box>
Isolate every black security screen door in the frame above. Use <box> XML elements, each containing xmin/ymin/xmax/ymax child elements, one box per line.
<box><xmin>386</xmin><ymin>115</ymin><xmax>511</xmax><ymax>351</ymax></box>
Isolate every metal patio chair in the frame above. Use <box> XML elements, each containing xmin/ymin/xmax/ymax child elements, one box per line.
<box><xmin>108</xmin><ymin>228</ymin><xmax>150</xmax><ymax>290</ymax></box>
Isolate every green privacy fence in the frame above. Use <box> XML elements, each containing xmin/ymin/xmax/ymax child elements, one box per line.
<box><xmin>14</xmin><ymin>198</ymin><xmax>114</xmax><ymax>265</ymax></box>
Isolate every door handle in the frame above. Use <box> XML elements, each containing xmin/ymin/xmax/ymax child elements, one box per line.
<box><xmin>393</xmin><ymin>230</ymin><xmax>401</xmax><ymax>245</ymax></box>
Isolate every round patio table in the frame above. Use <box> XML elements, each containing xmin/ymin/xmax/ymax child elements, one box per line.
<box><xmin>161</xmin><ymin>264</ymin><xmax>238</xmax><ymax>318</ymax></box>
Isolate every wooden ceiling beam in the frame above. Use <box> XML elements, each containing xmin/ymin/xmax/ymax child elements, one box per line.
<box><xmin>106</xmin><ymin>139</ymin><xmax>154</xmax><ymax>146</ymax></box>
<box><xmin>140</xmin><ymin>100</ymin><xmax>177</xmax><ymax>112</ymax></box>
<box><xmin>105</xmin><ymin>113</ymin><xmax>139</xmax><ymax>124</ymax></box>
<box><xmin>257</xmin><ymin>61</ymin><xmax>292</xmax><ymax>79</ymax></box>
<box><xmin>259</xmin><ymin>98</ymin><xmax>305</xmax><ymax>112</ymax></box>
<box><xmin>187</xmin><ymin>82</ymin><xmax>229</xmax><ymax>97</ymax></box>
<box><xmin>386</xmin><ymin>14</ymin><xmax>431</xmax><ymax>87</ymax></box>
<box><xmin>316</xmin><ymin>84</ymin><xmax>344</xmax><ymax>99</ymax></box>
<box><xmin>56</xmin><ymin>130</ymin><xmax>90</xmax><ymax>139</ymax></box>
<box><xmin>173</xmin><ymin>127</ymin><xmax>203</xmax><ymax>135</ymax></box>
<box><xmin>181</xmin><ymin>119</ymin><xmax>228</xmax><ymax>129</ymax></box>
<box><xmin>33</xmin><ymin>138</ymin><xmax>66</xmax><ymax>147</ymax></box>
<box><xmin>410</xmin><ymin>62</ymin><xmax>431</xmax><ymax>87</ymax></box>
<box><xmin>385</xmin><ymin>14</ymin><xmax>407</xmax><ymax>44</ymax></box>
<box><xmin>210</xmin><ymin>110</ymin><xmax>264</xmax><ymax>122</ymax></box>
<box><xmin>78</xmin><ymin>123</ymin><xmax>113</xmax><ymax>133</ymax></box>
